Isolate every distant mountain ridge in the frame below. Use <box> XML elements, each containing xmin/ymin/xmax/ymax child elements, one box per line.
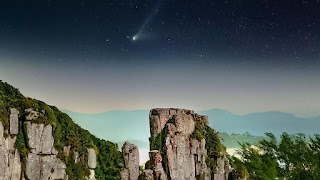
<box><xmin>63</xmin><ymin>108</ymin><xmax>320</xmax><ymax>144</ymax></box>
<box><xmin>200</xmin><ymin>108</ymin><xmax>320</xmax><ymax>137</ymax></box>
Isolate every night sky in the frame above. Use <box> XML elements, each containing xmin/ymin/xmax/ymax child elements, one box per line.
<box><xmin>1</xmin><ymin>0</ymin><xmax>320</xmax><ymax>116</ymax></box>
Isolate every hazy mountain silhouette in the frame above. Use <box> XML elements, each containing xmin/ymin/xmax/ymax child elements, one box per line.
<box><xmin>200</xmin><ymin>109</ymin><xmax>320</xmax><ymax>137</ymax></box>
<box><xmin>62</xmin><ymin>109</ymin><xmax>320</xmax><ymax>146</ymax></box>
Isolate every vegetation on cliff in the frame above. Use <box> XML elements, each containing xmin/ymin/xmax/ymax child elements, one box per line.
<box><xmin>230</xmin><ymin>132</ymin><xmax>320</xmax><ymax>180</ymax></box>
<box><xmin>0</xmin><ymin>80</ymin><xmax>124</xmax><ymax>180</ymax></box>
<box><xmin>190</xmin><ymin>120</ymin><xmax>225</xmax><ymax>177</ymax></box>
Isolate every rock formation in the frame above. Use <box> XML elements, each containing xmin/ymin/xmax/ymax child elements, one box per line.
<box><xmin>24</xmin><ymin>109</ymin><xmax>68</xmax><ymax>180</ymax></box>
<box><xmin>0</xmin><ymin>81</ymin><xmax>123</xmax><ymax>180</ymax></box>
<box><xmin>0</xmin><ymin>107</ymin><xmax>99</xmax><ymax>180</ymax></box>
<box><xmin>135</xmin><ymin>108</ymin><xmax>232</xmax><ymax>180</ymax></box>
<box><xmin>121</xmin><ymin>141</ymin><xmax>140</xmax><ymax>180</ymax></box>
<box><xmin>0</xmin><ymin>115</ymin><xmax>22</xmax><ymax>180</ymax></box>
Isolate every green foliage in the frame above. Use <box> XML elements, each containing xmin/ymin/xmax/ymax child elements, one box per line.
<box><xmin>150</xmin><ymin>126</ymin><xmax>170</xmax><ymax>175</ymax></box>
<box><xmin>92</xmin><ymin>136</ymin><xmax>123</xmax><ymax>180</ymax></box>
<box><xmin>151</xmin><ymin>109</ymin><xmax>159</xmax><ymax>115</ymax></box>
<box><xmin>233</xmin><ymin>132</ymin><xmax>320</xmax><ymax>180</ymax></box>
<box><xmin>0</xmin><ymin>81</ymin><xmax>124</xmax><ymax>180</ymax></box>
<box><xmin>190</xmin><ymin>121</ymin><xmax>225</xmax><ymax>176</ymax></box>
<box><xmin>204</xmin><ymin>126</ymin><xmax>224</xmax><ymax>176</ymax></box>
<box><xmin>190</xmin><ymin>123</ymin><xmax>206</xmax><ymax>140</ymax></box>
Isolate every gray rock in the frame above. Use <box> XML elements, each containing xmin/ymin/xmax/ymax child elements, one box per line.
<box><xmin>5</xmin><ymin>135</ymin><xmax>17</xmax><ymax>152</ymax></box>
<box><xmin>25</xmin><ymin>108</ymin><xmax>39</xmax><ymax>121</ymax></box>
<box><xmin>120</xmin><ymin>168</ymin><xmax>129</xmax><ymax>180</ymax></box>
<box><xmin>88</xmin><ymin>148</ymin><xmax>97</xmax><ymax>169</ymax></box>
<box><xmin>147</xmin><ymin>108</ymin><xmax>223</xmax><ymax>180</ymax></box>
<box><xmin>26</xmin><ymin>153</ymin><xmax>67</xmax><ymax>180</ymax></box>
<box><xmin>9</xmin><ymin>108</ymin><xmax>19</xmax><ymax>135</ymax></box>
<box><xmin>9</xmin><ymin>149</ymin><xmax>21</xmax><ymax>180</ymax></box>
<box><xmin>0</xmin><ymin>122</ymin><xmax>4</xmax><ymax>146</ymax></box>
<box><xmin>27</xmin><ymin>122</ymin><xmax>44</xmax><ymax>154</ymax></box>
<box><xmin>41</xmin><ymin>155</ymin><xmax>67</xmax><ymax>180</ymax></box>
<box><xmin>52</xmin><ymin>147</ymin><xmax>58</xmax><ymax>155</ymax></box>
<box><xmin>121</xmin><ymin>141</ymin><xmax>140</xmax><ymax>180</ymax></box>
<box><xmin>41</xmin><ymin>125</ymin><xmax>54</xmax><ymax>154</ymax></box>
<box><xmin>0</xmin><ymin>140</ymin><xmax>7</xmax><ymax>179</ymax></box>
<box><xmin>0</xmin><ymin>121</ymin><xmax>21</xmax><ymax>180</ymax></box>
<box><xmin>27</xmin><ymin>122</ymin><xmax>54</xmax><ymax>154</ymax></box>
<box><xmin>26</xmin><ymin>153</ymin><xmax>41</xmax><ymax>180</ymax></box>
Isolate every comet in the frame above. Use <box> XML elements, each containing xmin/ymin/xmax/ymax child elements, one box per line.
<box><xmin>132</xmin><ymin>1</ymin><xmax>162</xmax><ymax>41</ymax></box>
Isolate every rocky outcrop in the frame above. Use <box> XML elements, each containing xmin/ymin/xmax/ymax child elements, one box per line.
<box><xmin>0</xmin><ymin>108</ymin><xmax>68</xmax><ymax>180</ymax></box>
<box><xmin>0</xmin><ymin>111</ymin><xmax>22</xmax><ymax>180</ymax></box>
<box><xmin>121</xmin><ymin>141</ymin><xmax>140</xmax><ymax>180</ymax></box>
<box><xmin>25</xmin><ymin>109</ymin><xmax>67</xmax><ymax>180</ymax></box>
<box><xmin>138</xmin><ymin>108</ymin><xmax>231</xmax><ymax>180</ymax></box>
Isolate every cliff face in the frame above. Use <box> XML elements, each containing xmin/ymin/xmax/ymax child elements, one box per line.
<box><xmin>121</xmin><ymin>108</ymin><xmax>232</xmax><ymax>180</ymax></box>
<box><xmin>0</xmin><ymin>81</ymin><xmax>123</xmax><ymax>180</ymax></box>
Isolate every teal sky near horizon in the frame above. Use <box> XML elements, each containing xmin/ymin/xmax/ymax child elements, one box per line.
<box><xmin>1</xmin><ymin>0</ymin><xmax>320</xmax><ymax>117</ymax></box>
